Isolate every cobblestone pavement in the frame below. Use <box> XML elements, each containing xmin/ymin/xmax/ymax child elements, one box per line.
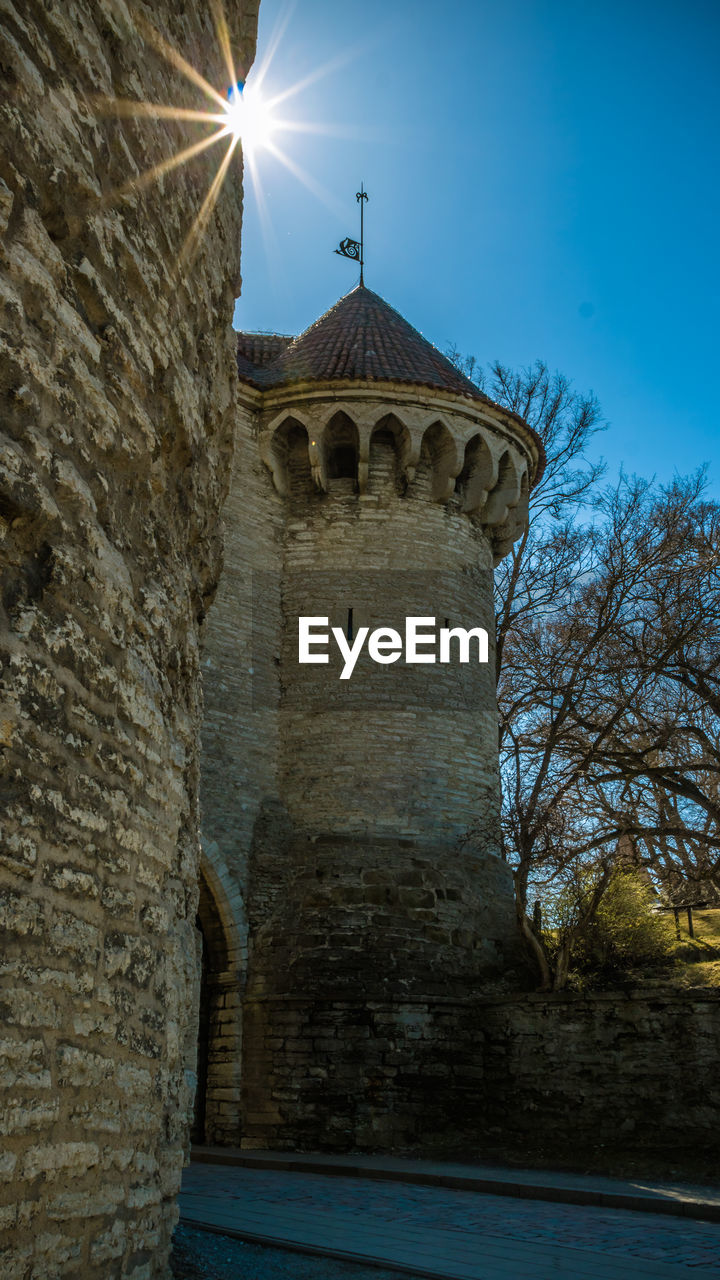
<box><xmin>179</xmin><ymin>1162</ymin><xmax>720</xmax><ymax>1280</ymax></box>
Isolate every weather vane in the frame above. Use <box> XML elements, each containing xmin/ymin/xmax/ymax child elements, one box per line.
<box><xmin>335</xmin><ymin>183</ymin><xmax>369</xmax><ymax>285</ymax></box>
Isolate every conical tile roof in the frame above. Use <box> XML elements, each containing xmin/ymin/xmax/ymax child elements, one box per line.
<box><xmin>236</xmin><ymin>284</ymin><xmax>489</xmax><ymax>401</ymax></box>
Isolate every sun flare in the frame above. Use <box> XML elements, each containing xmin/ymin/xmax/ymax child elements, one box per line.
<box><xmin>97</xmin><ymin>2</ymin><xmax>357</xmax><ymax>274</ymax></box>
<box><xmin>222</xmin><ymin>82</ymin><xmax>277</xmax><ymax>156</ymax></box>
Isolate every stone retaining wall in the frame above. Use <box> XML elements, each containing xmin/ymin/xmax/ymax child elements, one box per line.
<box><xmin>240</xmin><ymin>987</ymin><xmax>719</xmax><ymax>1157</ymax></box>
<box><xmin>477</xmin><ymin>987</ymin><xmax>719</xmax><ymax>1159</ymax></box>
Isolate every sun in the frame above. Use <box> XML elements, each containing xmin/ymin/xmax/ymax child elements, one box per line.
<box><xmin>96</xmin><ymin>2</ymin><xmax>357</xmax><ymax>273</ymax></box>
<box><xmin>222</xmin><ymin>81</ymin><xmax>277</xmax><ymax>157</ymax></box>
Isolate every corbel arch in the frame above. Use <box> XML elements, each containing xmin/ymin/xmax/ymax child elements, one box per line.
<box><xmin>368</xmin><ymin>413</ymin><xmax>414</xmax><ymax>494</ymax></box>
<box><xmin>412</xmin><ymin>420</ymin><xmax>460</xmax><ymax>502</ymax></box>
<box><xmin>458</xmin><ymin>433</ymin><xmax>496</xmax><ymax>515</ymax></box>
<box><xmin>263</xmin><ymin>405</ymin><xmax>313</xmax><ymax>439</ymax></box>
<box><xmin>262</xmin><ymin>416</ymin><xmax>316</xmax><ymax>497</ymax></box>
<box><xmin>483</xmin><ymin>448</ymin><xmax>521</xmax><ymax>526</ymax></box>
<box><xmin>323</xmin><ymin>410</ymin><xmax>360</xmax><ymax>488</ymax></box>
<box><xmin>514</xmin><ymin>468</ymin><xmax>530</xmax><ymax>532</ymax></box>
<box><xmin>491</xmin><ymin>468</ymin><xmax>530</xmax><ymax>561</ymax></box>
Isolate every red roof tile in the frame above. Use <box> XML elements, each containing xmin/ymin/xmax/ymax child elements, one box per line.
<box><xmin>236</xmin><ymin>332</ymin><xmax>292</xmax><ymax>383</ymax></box>
<box><xmin>236</xmin><ymin>285</ymin><xmax>490</xmax><ymax>401</ymax></box>
<box><xmin>236</xmin><ymin>286</ymin><xmax>546</xmax><ymax>483</ymax></box>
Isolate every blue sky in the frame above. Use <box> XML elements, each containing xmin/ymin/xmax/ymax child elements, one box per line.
<box><xmin>234</xmin><ymin>0</ymin><xmax>719</xmax><ymax>491</ymax></box>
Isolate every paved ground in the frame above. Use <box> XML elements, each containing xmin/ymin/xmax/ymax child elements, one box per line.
<box><xmin>179</xmin><ymin>1160</ymin><xmax>720</xmax><ymax>1280</ymax></box>
<box><xmin>171</xmin><ymin>1222</ymin><xmax>422</xmax><ymax>1280</ymax></box>
<box><xmin>191</xmin><ymin>1147</ymin><xmax>720</xmax><ymax>1219</ymax></box>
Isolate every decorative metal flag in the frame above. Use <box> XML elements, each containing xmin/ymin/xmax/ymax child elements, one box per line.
<box><xmin>335</xmin><ymin>237</ymin><xmax>361</xmax><ymax>261</ymax></box>
<box><xmin>333</xmin><ymin>184</ymin><xmax>369</xmax><ymax>284</ymax></box>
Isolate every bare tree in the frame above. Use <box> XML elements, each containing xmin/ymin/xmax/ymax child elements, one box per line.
<box><xmin>444</xmin><ymin>354</ymin><xmax>606</xmax><ymax>673</ymax></box>
<box><xmin>497</xmin><ymin>473</ymin><xmax>720</xmax><ymax>986</ymax></box>
<box><xmin>448</xmin><ymin>350</ymin><xmax>719</xmax><ymax>985</ymax></box>
<box><xmin>575</xmin><ymin>479</ymin><xmax>720</xmax><ymax>904</ymax></box>
<box><xmin>481</xmin><ymin>361</ymin><xmax>605</xmax><ymax>677</ymax></box>
<box><xmin>470</xmin><ymin>359</ymin><xmax>607</xmax><ymax>985</ymax></box>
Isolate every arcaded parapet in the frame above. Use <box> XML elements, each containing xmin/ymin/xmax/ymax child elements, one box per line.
<box><xmin>0</xmin><ymin>3</ymin><xmax>257</xmax><ymax>1277</ymax></box>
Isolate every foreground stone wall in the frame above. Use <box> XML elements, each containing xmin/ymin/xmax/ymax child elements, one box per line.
<box><xmin>240</xmin><ymin>988</ymin><xmax>720</xmax><ymax>1156</ymax></box>
<box><xmin>0</xmin><ymin>3</ymin><xmax>257</xmax><ymax>1276</ymax></box>
<box><xmin>198</xmin><ymin>392</ymin><xmax>282</xmax><ymax>1144</ymax></box>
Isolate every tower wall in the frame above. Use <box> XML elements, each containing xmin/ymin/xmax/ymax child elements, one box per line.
<box><xmin>269</xmin><ymin>456</ymin><xmax>514</xmax><ymax>991</ymax></box>
<box><xmin>201</xmin><ymin>381</ymin><xmax>539</xmax><ymax>1151</ymax></box>
<box><xmin>0</xmin><ymin>4</ymin><xmax>258</xmax><ymax>1274</ymax></box>
<box><xmin>278</xmin><ymin>493</ymin><xmax>499</xmax><ymax>846</ymax></box>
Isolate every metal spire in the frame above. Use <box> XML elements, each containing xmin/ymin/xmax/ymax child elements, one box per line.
<box><xmin>356</xmin><ymin>182</ymin><xmax>368</xmax><ymax>285</ymax></box>
<box><xmin>334</xmin><ymin>184</ymin><xmax>369</xmax><ymax>285</ymax></box>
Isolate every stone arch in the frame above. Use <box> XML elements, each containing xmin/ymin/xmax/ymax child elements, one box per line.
<box><xmin>264</xmin><ymin>416</ymin><xmax>316</xmax><ymax>498</ymax></box>
<box><xmin>515</xmin><ymin>468</ymin><xmax>530</xmax><ymax>532</ymax></box>
<box><xmin>264</xmin><ymin>405</ymin><xmax>313</xmax><ymax>438</ymax></box>
<box><xmin>457</xmin><ymin>433</ymin><xmax>496</xmax><ymax>515</ymax></box>
<box><xmin>368</xmin><ymin>413</ymin><xmax>413</xmax><ymax>494</ymax></box>
<box><xmin>323</xmin><ymin>410</ymin><xmax>359</xmax><ymax>489</ymax></box>
<box><xmin>491</xmin><ymin>468</ymin><xmax>530</xmax><ymax>561</ymax></box>
<box><xmin>483</xmin><ymin>448</ymin><xmax>521</xmax><ymax>526</ymax></box>
<box><xmin>412</xmin><ymin>420</ymin><xmax>459</xmax><ymax>502</ymax></box>
<box><xmin>191</xmin><ymin>848</ymin><xmax>244</xmax><ymax>1146</ymax></box>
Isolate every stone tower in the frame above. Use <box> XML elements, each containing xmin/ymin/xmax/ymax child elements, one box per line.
<box><xmin>199</xmin><ymin>285</ymin><xmax>543</xmax><ymax>1150</ymax></box>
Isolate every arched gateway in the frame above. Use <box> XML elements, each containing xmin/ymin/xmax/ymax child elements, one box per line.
<box><xmin>199</xmin><ymin>284</ymin><xmax>544</xmax><ymax>1150</ymax></box>
<box><xmin>190</xmin><ymin>850</ymin><xmax>243</xmax><ymax>1145</ymax></box>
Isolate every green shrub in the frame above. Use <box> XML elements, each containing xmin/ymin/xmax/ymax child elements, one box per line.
<box><xmin>571</xmin><ymin>870</ymin><xmax>676</xmax><ymax>972</ymax></box>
